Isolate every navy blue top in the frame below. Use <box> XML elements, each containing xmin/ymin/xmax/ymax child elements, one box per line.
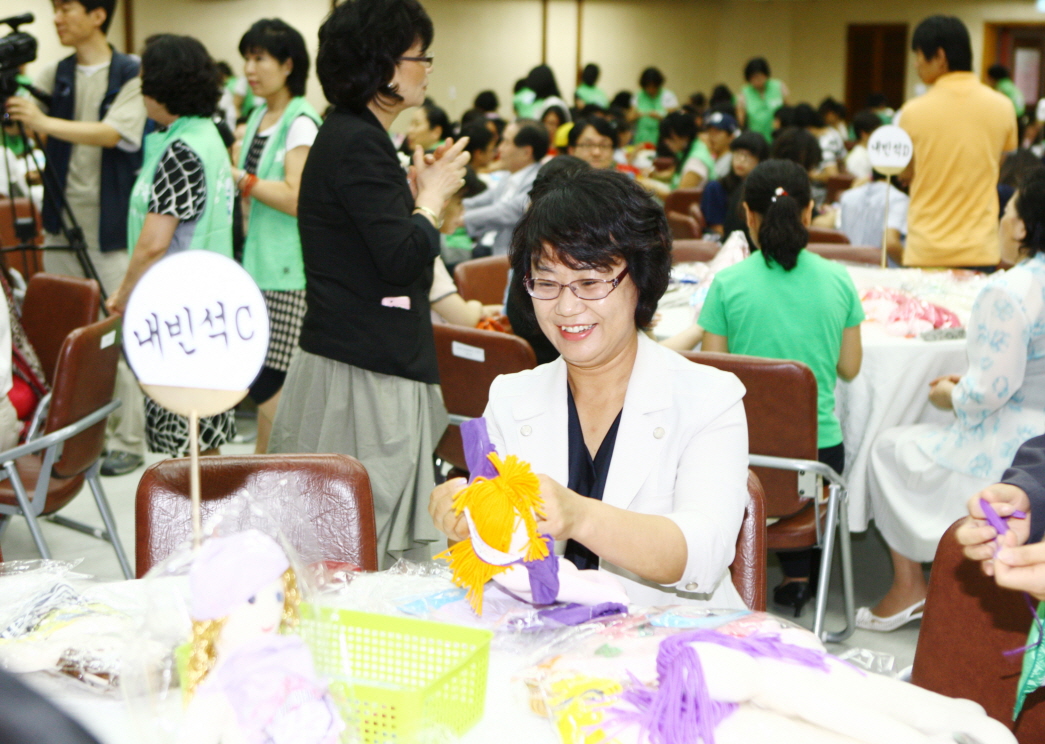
<box><xmin>564</xmin><ymin>386</ymin><xmax>623</xmax><ymax>570</ymax></box>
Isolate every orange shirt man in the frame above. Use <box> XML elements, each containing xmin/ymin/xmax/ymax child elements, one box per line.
<box><xmin>900</xmin><ymin>16</ymin><xmax>1017</xmax><ymax>268</ymax></box>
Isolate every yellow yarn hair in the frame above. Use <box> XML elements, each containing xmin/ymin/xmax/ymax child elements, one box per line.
<box><xmin>435</xmin><ymin>452</ymin><xmax>546</xmax><ymax>614</ymax></box>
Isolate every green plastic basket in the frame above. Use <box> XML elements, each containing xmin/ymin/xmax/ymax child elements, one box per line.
<box><xmin>298</xmin><ymin>604</ymin><xmax>493</xmax><ymax>743</ymax></box>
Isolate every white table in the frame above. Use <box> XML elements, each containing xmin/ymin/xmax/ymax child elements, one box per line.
<box><xmin>657</xmin><ymin>264</ymin><xmax>988</xmax><ymax>533</ymax></box>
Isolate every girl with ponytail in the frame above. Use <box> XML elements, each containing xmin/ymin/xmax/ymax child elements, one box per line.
<box><xmin>698</xmin><ymin>158</ymin><xmax>865</xmax><ymax>616</ymax></box>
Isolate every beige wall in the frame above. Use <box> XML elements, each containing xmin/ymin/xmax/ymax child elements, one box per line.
<box><xmin>18</xmin><ymin>0</ymin><xmax>1045</xmax><ymax>125</ymax></box>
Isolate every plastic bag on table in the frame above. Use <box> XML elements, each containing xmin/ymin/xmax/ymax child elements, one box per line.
<box><xmin>517</xmin><ymin>608</ymin><xmax>813</xmax><ymax>743</ymax></box>
<box><xmin>0</xmin><ymin>560</ymin><xmax>155</xmax><ymax>694</ymax></box>
<box><xmin>120</xmin><ymin>479</ymin><xmax>335</xmax><ymax>744</ymax></box>
<box><xmin>861</xmin><ymin>286</ymin><xmax>962</xmax><ymax>337</ymax></box>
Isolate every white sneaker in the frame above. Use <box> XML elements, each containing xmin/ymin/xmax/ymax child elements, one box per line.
<box><xmin>854</xmin><ymin>599</ymin><xmax>925</xmax><ymax>632</ymax></box>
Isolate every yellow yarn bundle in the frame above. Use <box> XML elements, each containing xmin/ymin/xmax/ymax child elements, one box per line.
<box><xmin>435</xmin><ymin>452</ymin><xmax>547</xmax><ymax>614</ymax></box>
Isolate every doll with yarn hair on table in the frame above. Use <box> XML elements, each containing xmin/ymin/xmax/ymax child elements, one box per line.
<box><xmin>176</xmin><ymin>530</ymin><xmax>343</xmax><ymax>744</ymax></box>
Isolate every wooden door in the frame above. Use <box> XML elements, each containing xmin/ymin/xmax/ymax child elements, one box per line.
<box><xmin>846</xmin><ymin>24</ymin><xmax>908</xmax><ymax>115</ymax></box>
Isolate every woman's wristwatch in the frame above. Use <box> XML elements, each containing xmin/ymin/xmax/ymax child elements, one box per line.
<box><xmin>413</xmin><ymin>205</ymin><xmax>443</xmax><ymax>230</ymax></box>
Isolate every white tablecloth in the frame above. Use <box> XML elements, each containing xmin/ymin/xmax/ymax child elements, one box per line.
<box><xmin>656</xmin><ymin>264</ymin><xmax>988</xmax><ymax>533</ymax></box>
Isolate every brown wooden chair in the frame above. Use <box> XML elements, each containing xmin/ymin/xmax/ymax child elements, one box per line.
<box><xmin>135</xmin><ymin>454</ymin><xmax>379</xmax><ymax>577</ymax></box>
<box><xmin>911</xmin><ymin>520</ymin><xmax>1045</xmax><ymax>741</ymax></box>
<box><xmin>682</xmin><ymin>350</ymin><xmax>854</xmax><ymax>641</ymax></box>
<box><xmin>733</xmin><ymin>471</ymin><xmax>767</xmax><ymax>611</ymax></box>
<box><xmin>432</xmin><ymin>323</ymin><xmax>537</xmax><ymax>472</ymax></box>
<box><xmin>453</xmin><ymin>255</ymin><xmax>510</xmax><ymax>306</ymax></box>
<box><xmin>0</xmin><ymin>197</ymin><xmax>44</xmax><ymax>280</ymax></box>
<box><xmin>0</xmin><ymin>316</ymin><xmax>131</xmax><ymax>577</ymax></box>
<box><xmin>807</xmin><ymin>226</ymin><xmax>851</xmax><ymax>244</ymax></box>
<box><xmin>20</xmin><ymin>273</ymin><xmax>101</xmax><ymax>386</ymax></box>
<box><xmin>825</xmin><ymin>173</ymin><xmax>856</xmax><ymax>205</ymax></box>
<box><xmin>671</xmin><ymin>239</ymin><xmax>720</xmax><ymax>264</ymax></box>
<box><xmin>664</xmin><ymin>188</ymin><xmax>705</xmax><ymax>218</ymax></box>
<box><xmin>806</xmin><ymin>243</ymin><xmax>880</xmax><ymax>265</ymax></box>
<box><xmin>667</xmin><ymin>211</ymin><xmax>701</xmax><ymax>240</ymax></box>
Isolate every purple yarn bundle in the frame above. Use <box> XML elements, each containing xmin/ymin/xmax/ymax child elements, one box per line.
<box><xmin>604</xmin><ymin>630</ymin><xmax>832</xmax><ymax>744</ymax></box>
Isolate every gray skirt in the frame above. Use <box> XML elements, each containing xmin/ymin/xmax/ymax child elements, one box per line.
<box><xmin>268</xmin><ymin>349</ymin><xmax>448</xmax><ymax>568</ymax></box>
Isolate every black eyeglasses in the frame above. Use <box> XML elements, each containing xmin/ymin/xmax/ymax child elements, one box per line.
<box><xmin>524</xmin><ymin>267</ymin><xmax>629</xmax><ymax>300</ymax></box>
<box><xmin>398</xmin><ymin>55</ymin><xmax>434</xmax><ymax>68</ymax></box>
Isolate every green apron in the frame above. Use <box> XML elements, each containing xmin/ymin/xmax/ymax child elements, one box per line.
<box><xmin>127</xmin><ymin>116</ymin><xmax>233</xmax><ymax>257</ymax></box>
<box><xmin>575</xmin><ymin>84</ymin><xmax>609</xmax><ymax>109</ymax></box>
<box><xmin>671</xmin><ymin>138</ymin><xmax>716</xmax><ymax>190</ymax></box>
<box><xmin>742</xmin><ymin>78</ymin><xmax>785</xmax><ymax>141</ymax></box>
<box><xmin>634</xmin><ymin>88</ymin><xmax>670</xmax><ymax>147</ymax></box>
<box><xmin>238</xmin><ymin>97</ymin><xmax>321</xmax><ymax>290</ymax></box>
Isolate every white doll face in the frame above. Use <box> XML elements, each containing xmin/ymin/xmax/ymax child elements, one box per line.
<box><xmin>219</xmin><ymin>576</ymin><xmax>285</xmax><ymax>649</ymax></box>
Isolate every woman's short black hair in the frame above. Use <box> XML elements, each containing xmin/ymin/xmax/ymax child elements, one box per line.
<box><xmin>911</xmin><ymin>15</ymin><xmax>972</xmax><ymax>72</ymax></box>
<box><xmin>141</xmin><ymin>35</ymin><xmax>221</xmax><ymax>118</ymax></box>
<box><xmin>773</xmin><ymin>105</ymin><xmax>796</xmax><ymax>131</ymax></box>
<box><xmin>474</xmin><ymin>90</ymin><xmax>499</xmax><ymax>112</ymax></box>
<box><xmin>818</xmin><ymin>97</ymin><xmax>846</xmax><ymax>120</ymax></box>
<box><xmin>216</xmin><ymin>60</ymin><xmax>233</xmax><ymax>79</ymax></box>
<box><xmin>526</xmin><ymin>65</ymin><xmax>561</xmax><ymax>100</ymax></box>
<box><xmin>852</xmin><ymin>110</ymin><xmax>881</xmax><ymax>138</ymax></box>
<box><xmin>529</xmin><ymin>155</ymin><xmax>591</xmax><ymax>205</ymax></box>
<box><xmin>316</xmin><ymin>0</ymin><xmax>433</xmax><ymax>113</ymax></box>
<box><xmin>639</xmin><ymin>67</ymin><xmax>665</xmax><ymax>90</ymax></box>
<box><xmin>1016</xmin><ymin>166</ymin><xmax>1045</xmax><ymax>258</ymax></box>
<box><xmin>867</xmin><ymin>92</ymin><xmax>890</xmax><ymax>109</ymax></box>
<box><xmin>709</xmin><ymin>84</ymin><xmax>733</xmax><ymax>108</ymax></box>
<box><xmin>509</xmin><ymin>168</ymin><xmax>671</xmax><ymax>331</ymax></box>
<box><xmin>581</xmin><ymin>64</ymin><xmax>600</xmax><ymax>87</ymax></box>
<box><xmin>744</xmin><ymin>159</ymin><xmax>812</xmax><ymax>271</ymax></box>
<box><xmin>744</xmin><ymin>57</ymin><xmax>771</xmax><ymax>81</ymax></box>
<box><xmin>421</xmin><ymin>101</ymin><xmax>450</xmax><ymax>138</ymax></box>
<box><xmin>567</xmin><ymin>116</ymin><xmax>617</xmax><ymax>150</ymax></box>
<box><xmin>461</xmin><ymin>120</ymin><xmax>494</xmax><ymax>154</ymax></box>
<box><xmin>238</xmin><ymin>19</ymin><xmax>311</xmax><ymax>98</ymax></box>
<box><xmin>730</xmin><ymin>131</ymin><xmax>769</xmax><ymax>161</ymax></box>
<box><xmin>771</xmin><ymin>127</ymin><xmax>822</xmax><ymax>172</ymax></box>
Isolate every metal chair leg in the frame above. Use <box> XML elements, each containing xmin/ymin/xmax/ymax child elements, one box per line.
<box><xmin>825</xmin><ymin>488</ymin><xmax>856</xmax><ymax>643</ymax></box>
<box><xmin>812</xmin><ymin>486</ymin><xmax>841</xmax><ymax>641</ymax></box>
<box><xmin>85</xmin><ymin>465</ymin><xmax>133</xmax><ymax>579</ymax></box>
<box><xmin>5</xmin><ymin>461</ymin><xmax>52</xmax><ymax>560</ymax></box>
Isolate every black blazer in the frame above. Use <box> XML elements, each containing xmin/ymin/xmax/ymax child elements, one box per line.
<box><xmin>1002</xmin><ymin>434</ymin><xmax>1045</xmax><ymax>543</ymax></box>
<box><xmin>297</xmin><ymin>106</ymin><xmax>441</xmax><ymax>384</ymax></box>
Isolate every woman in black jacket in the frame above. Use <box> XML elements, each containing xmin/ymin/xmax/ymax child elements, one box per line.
<box><xmin>269</xmin><ymin>0</ymin><xmax>468</xmax><ymax>568</ymax></box>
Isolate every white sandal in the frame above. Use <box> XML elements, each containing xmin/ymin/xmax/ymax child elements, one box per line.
<box><xmin>854</xmin><ymin>599</ymin><xmax>925</xmax><ymax>632</ymax></box>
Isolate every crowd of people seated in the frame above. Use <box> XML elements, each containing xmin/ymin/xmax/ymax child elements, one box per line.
<box><xmin>6</xmin><ymin>0</ymin><xmax>1045</xmax><ymax>643</ymax></box>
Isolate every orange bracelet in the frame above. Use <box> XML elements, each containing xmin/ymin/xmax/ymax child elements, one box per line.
<box><xmin>240</xmin><ymin>173</ymin><xmax>258</xmax><ymax>198</ymax></box>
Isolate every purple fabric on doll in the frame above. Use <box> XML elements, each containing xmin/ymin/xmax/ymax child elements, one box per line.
<box><xmin>536</xmin><ymin>601</ymin><xmax>628</xmax><ymax>626</ymax></box>
<box><xmin>201</xmin><ymin>634</ymin><xmax>342</xmax><ymax>744</ymax></box>
<box><xmin>460</xmin><ymin>418</ymin><xmax>562</xmax><ymax>604</ymax></box>
<box><xmin>460</xmin><ymin>417</ymin><xmax>499</xmax><ymax>482</ymax></box>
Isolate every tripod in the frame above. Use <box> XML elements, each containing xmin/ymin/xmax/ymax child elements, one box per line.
<box><xmin>2</xmin><ymin>79</ymin><xmax>109</xmax><ymax>305</ymax></box>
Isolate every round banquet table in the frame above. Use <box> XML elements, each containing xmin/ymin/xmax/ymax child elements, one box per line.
<box><xmin>656</xmin><ymin>263</ymin><xmax>988</xmax><ymax>533</ymax></box>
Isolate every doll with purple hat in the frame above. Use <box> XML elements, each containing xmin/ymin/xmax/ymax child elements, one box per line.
<box><xmin>176</xmin><ymin>530</ymin><xmax>343</xmax><ymax>744</ymax></box>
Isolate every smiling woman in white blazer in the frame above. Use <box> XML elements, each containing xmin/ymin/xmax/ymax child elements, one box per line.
<box><xmin>430</xmin><ymin>168</ymin><xmax>750</xmax><ymax>609</ymax></box>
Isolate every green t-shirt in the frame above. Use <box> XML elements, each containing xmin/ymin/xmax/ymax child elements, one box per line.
<box><xmin>996</xmin><ymin>78</ymin><xmax>1026</xmax><ymax>118</ymax></box>
<box><xmin>698</xmin><ymin>250</ymin><xmax>865</xmax><ymax>448</ymax></box>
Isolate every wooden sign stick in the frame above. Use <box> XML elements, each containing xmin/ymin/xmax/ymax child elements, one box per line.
<box><xmin>190</xmin><ymin>408</ymin><xmax>201</xmax><ymax>549</ymax></box>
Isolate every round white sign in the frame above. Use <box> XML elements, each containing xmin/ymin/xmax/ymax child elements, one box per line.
<box><xmin>123</xmin><ymin>251</ymin><xmax>270</xmax><ymax>394</ymax></box>
<box><xmin>867</xmin><ymin>125</ymin><xmax>913</xmax><ymax>176</ymax></box>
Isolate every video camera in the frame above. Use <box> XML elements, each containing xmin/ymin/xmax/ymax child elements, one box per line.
<box><xmin>0</xmin><ymin>13</ymin><xmax>37</xmax><ymax>100</ymax></box>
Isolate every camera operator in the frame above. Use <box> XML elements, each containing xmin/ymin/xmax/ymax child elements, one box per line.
<box><xmin>5</xmin><ymin>0</ymin><xmax>147</xmax><ymax>476</ymax></box>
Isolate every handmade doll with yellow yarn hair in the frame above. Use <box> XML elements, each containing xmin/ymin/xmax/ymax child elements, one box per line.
<box><xmin>436</xmin><ymin>418</ymin><xmax>561</xmax><ymax>614</ymax></box>
<box><xmin>177</xmin><ymin>530</ymin><xmax>343</xmax><ymax>744</ymax></box>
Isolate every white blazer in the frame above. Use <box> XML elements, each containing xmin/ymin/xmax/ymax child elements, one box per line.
<box><xmin>483</xmin><ymin>333</ymin><xmax>750</xmax><ymax>608</ymax></box>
